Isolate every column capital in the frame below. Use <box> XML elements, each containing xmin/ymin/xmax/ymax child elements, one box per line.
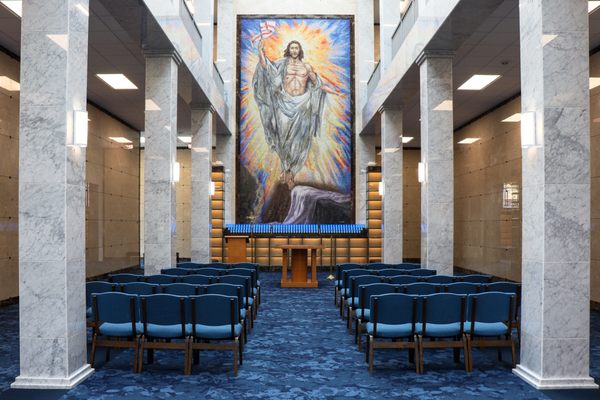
<box><xmin>190</xmin><ymin>103</ymin><xmax>215</xmax><ymax>112</ymax></box>
<box><xmin>378</xmin><ymin>105</ymin><xmax>402</xmax><ymax>114</ymax></box>
<box><xmin>143</xmin><ymin>49</ymin><xmax>183</xmax><ymax>66</ymax></box>
<box><xmin>415</xmin><ymin>50</ymin><xmax>454</xmax><ymax>67</ymax></box>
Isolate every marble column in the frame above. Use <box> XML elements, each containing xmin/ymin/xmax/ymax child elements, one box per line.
<box><xmin>190</xmin><ymin>106</ymin><xmax>213</xmax><ymax>262</ymax></box>
<box><xmin>354</xmin><ymin>0</ymin><xmax>375</xmax><ymax>224</ymax></box>
<box><xmin>216</xmin><ymin>0</ymin><xmax>235</xmax><ymax>223</ymax></box>
<box><xmin>381</xmin><ymin>108</ymin><xmax>403</xmax><ymax>263</ymax></box>
<box><xmin>12</xmin><ymin>0</ymin><xmax>93</xmax><ymax>389</ymax></box>
<box><xmin>378</xmin><ymin>0</ymin><xmax>401</xmax><ymax>72</ymax></box>
<box><xmin>417</xmin><ymin>51</ymin><xmax>454</xmax><ymax>275</ymax></box>
<box><xmin>143</xmin><ymin>53</ymin><xmax>180</xmax><ymax>274</ymax></box>
<box><xmin>513</xmin><ymin>0</ymin><xmax>597</xmax><ymax>389</ymax></box>
<box><xmin>194</xmin><ymin>0</ymin><xmax>214</xmax><ymax>73</ymax></box>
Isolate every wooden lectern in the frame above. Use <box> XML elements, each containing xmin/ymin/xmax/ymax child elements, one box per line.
<box><xmin>275</xmin><ymin>244</ymin><xmax>324</xmax><ymax>288</ymax></box>
<box><xmin>225</xmin><ymin>235</ymin><xmax>249</xmax><ymax>263</ymax></box>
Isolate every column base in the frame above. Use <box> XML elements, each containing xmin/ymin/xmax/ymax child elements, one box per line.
<box><xmin>513</xmin><ymin>364</ymin><xmax>598</xmax><ymax>390</ymax></box>
<box><xmin>11</xmin><ymin>364</ymin><xmax>94</xmax><ymax>390</ymax></box>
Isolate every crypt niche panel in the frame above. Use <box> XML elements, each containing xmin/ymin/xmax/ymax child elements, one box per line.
<box><xmin>237</xmin><ymin>16</ymin><xmax>354</xmax><ymax>224</ymax></box>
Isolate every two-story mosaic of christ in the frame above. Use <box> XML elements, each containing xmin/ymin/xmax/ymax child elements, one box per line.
<box><xmin>238</xmin><ymin>18</ymin><xmax>353</xmax><ymax>224</ymax></box>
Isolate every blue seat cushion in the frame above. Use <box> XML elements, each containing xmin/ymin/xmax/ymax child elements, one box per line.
<box><xmin>99</xmin><ymin>322</ymin><xmax>143</xmax><ymax>337</ymax></box>
<box><xmin>193</xmin><ymin>323</ymin><xmax>243</xmax><ymax>339</ymax></box>
<box><xmin>335</xmin><ymin>280</ymin><xmax>342</xmax><ymax>287</ymax></box>
<box><xmin>353</xmin><ymin>308</ymin><xmax>371</xmax><ymax>321</ymax></box>
<box><xmin>86</xmin><ymin>307</ymin><xmax>92</xmax><ymax>319</ymax></box>
<box><xmin>145</xmin><ymin>323</ymin><xmax>191</xmax><ymax>338</ymax></box>
<box><xmin>243</xmin><ymin>298</ymin><xmax>254</xmax><ymax>306</ymax></box>
<box><xmin>240</xmin><ymin>309</ymin><xmax>247</xmax><ymax>319</ymax></box>
<box><xmin>422</xmin><ymin>322</ymin><xmax>462</xmax><ymax>338</ymax></box>
<box><xmin>345</xmin><ymin>297</ymin><xmax>359</xmax><ymax>307</ymax></box>
<box><xmin>366</xmin><ymin>322</ymin><xmax>419</xmax><ymax>338</ymax></box>
<box><xmin>253</xmin><ymin>288</ymin><xmax>258</xmax><ymax>295</ymax></box>
<box><xmin>466</xmin><ymin>321</ymin><xmax>509</xmax><ymax>336</ymax></box>
<box><xmin>257</xmin><ymin>280</ymin><xmax>261</xmax><ymax>286</ymax></box>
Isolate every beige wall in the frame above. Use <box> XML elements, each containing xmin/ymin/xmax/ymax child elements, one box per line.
<box><xmin>0</xmin><ymin>51</ymin><xmax>20</xmax><ymax>301</ymax></box>
<box><xmin>454</xmin><ymin>51</ymin><xmax>600</xmax><ymax>302</ymax></box>
<box><xmin>0</xmin><ymin>49</ymin><xmax>141</xmax><ymax>301</ymax></box>
<box><xmin>403</xmin><ymin>149</ymin><xmax>420</xmax><ymax>259</ymax></box>
<box><xmin>86</xmin><ymin>106</ymin><xmax>140</xmax><ymax>277</ymax></box>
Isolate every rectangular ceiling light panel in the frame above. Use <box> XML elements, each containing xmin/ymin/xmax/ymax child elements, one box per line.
<box><xmin>458</xmin><ymin>74</ymin><xmax>501</xmax><ymax>91</ymax></box>
<box><xmin>97</xmin><ymin>74</ymin><xmax>138</xmax><ymax>90</ymax></box>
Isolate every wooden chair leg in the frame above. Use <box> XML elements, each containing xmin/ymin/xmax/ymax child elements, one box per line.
<box><xmin>467</xmin><ymin>335</ymin><xmax>473</xmax><ymax>372</ymax></box>
<box><xmin>510</xmin><ymin>337</ymin><xmax>517</xmax><ymax>368</ymax></box>
<box><xmin>233</xmin><ymin>339</ymin><xmax>239</xmax><ymax>376</ymax></box>
<box><xmin>347</xmin><ymin>308</ymin><xmax>353</xmax><ymax>332</ymax></box>
<box><xmin>463</xmin><ymin>335</ymin><xmax>470</xmax><ymax>373</ymax></box>
<box><xmin>368</xmin><ymin>336</ymin><xmax>375</xmax><ymax>373</ymax></box>
<box><xmin>355</xmin><ymin>319</ymin><xmax>360</xmax><ymax>346</ymax></box>
<box><xmin>365</xmin><ymin>335</ymin><xmax>370</xmax><ymax>363</ymax></box>
<box><xmin>134</xmin><ymin>337</ymin><xmax>141</xmax><ymax>373</ymax></box>
<box><xmin>418</xmin><ymin>336</ymin><xmax>423</xmax><ymax>374</ymax></box>
<box><xmin>90</xmin><ymin>333</ymin><xmax>98</xmax><ymax>368</ymax></box>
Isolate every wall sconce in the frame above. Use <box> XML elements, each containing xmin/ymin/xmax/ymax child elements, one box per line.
<box><xmin>210</xmin><ymin>181</ymin><xmax>215</xmax><ymax>196</ymax></box>
<box><xmin>72</xmin><ymin>110</ymin><xmax>88</xmax><ymax>147</ymax></box>
<box><xmin>520</xmin><ymin>111</ymin><xmax>537</xmax><ymax>147</ymax></box>
<box><xmin>173</xmin><ymin>162</ymin><xmax>180</xmax><ymax>183</ymax></box>
<box><xmin>418</xmin><ymin>162</ymin><xmax>425</xmax><ymax>183</ymax></box>
<box><xmin>378</xmin><ymin>181</ymin><xmax>384</xmax><ymax>196</ymax></box>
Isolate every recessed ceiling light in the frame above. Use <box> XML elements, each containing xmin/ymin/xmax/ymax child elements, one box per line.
<box><xmin>589</xmin><ymin>1</ymin><xmax>600</xmax><ymax>14</ymax></box>
<box><xmin>402</xmin><ymin>136</ymin><xmax>414</xmax><ymax>144</ymax></box>
<box><xmin>590</xmin><ymin>77</ymin><xmax>600</xmax><ymax>90</ymax></box>
<box><xmin>458</xmin><ymin>74</ymin><xmax>501</xmax><ymax>91</ymax></box>
<box><xmin>140</xmin><ymin>137</ymin><xmax>146</xmax><ymax>144</ymax></box>
<box><xmin>178</xmin><ymin>136</ymin><xmax>192</xmax><ymax>144</ymax></box>
<box><xmin>502</xmin><ymin>113</ymin><xmax>521</xmax><ymax>123</ymax></box>
<box><xmin>1</xmin><ymin>1</ymin><xmax>22</xmax><ymax>17</ymax></box>
<box><xmin>0</xmin><ymin>76</ymin><xmax>19</xmax><ymax>91</ymax></box>
<box><xmin>433</xmin><ymin>100</ymin><xmax>453</xmax><ymax>111</ymax></box>
<box><xmin>108</xmin><ymin>137</ymin><xmax>133</xmax><ymax>144</ymax></box>
<box><xmin>458</xmin><ymin>138</ymin><xmax>480</xmax><ymax>144</ymax></box>
<box><xmin>97</xmin><ymin>74</ymin><xmax>138</xmax><ymax>90</ymax></box>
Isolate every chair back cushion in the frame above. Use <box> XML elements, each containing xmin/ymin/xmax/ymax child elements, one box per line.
<box><xmin>145</xmin><ymin>274</ymin><xmax>178</xmax><ymax>284</ymax></box>
<box><xmin>182</xmin><ymin>274</ymin><xmax>213</xmax><ymax>285</ymax></box>
<box><xmin>425</xmin><ymin>275</ymin><xmax>455</xmax><ymax>284</ymax></box>
<box><xmin>403</xmin><ymin>282</ymin><xmax>439</xmax><ymax>295</ymax></box>
<box><xmin>407</xmin><ymin>269</ymin><xmax>437</xmax><ymax>277</ymax></box>
<box><xmin>445</xmin><ymin>282</ymin><xmax>481</xmax><ymax>295</ymax></box>
<box><xmin>460</xmin><ymin>274</ymin><xmax>492</xmax><ymax>283</ymax></box>
<box><xmin>162</xmin><ymin>283</ymin><xmax>198</xmax><ymax>296</ymax></box>
<box><xmin>141</xmin><ymin>294</ymin><xmax>184</xmax><ymax>325</ymax></box>
<box><xmin>389</xmin><ymin>275</ymin><xmax>419</xmax><ymax>285</ymax></box>
<box><xmin>192</xmin><ymin>294</ymin><xmax>239</xmax><ymax>325</ymax></box>
<box><xmin>109</xmin><ymin>273</ymin><xmax>140</xmax><ymax>283</ymax></box>
<box><xmin>86</xmin><ymin>281</ymin><xmax>113</xmax><ymax>307</ymax></box>
<box><xmin>94</xmin><ymin>292</ymin><xmax>137</xmax><ymax>323</ymax></box>
<box><xmin>350</xmin><ymin>275</ymin><xmax>381</xmax><ymax>298</ymax></box>
<box><xmin>121</xmin><ymin>282</ymin><xmax>158</xmax><ymax>295</ymax></box>
<box><xmin>371</xmin><ymin>293</ymin><xmax>415</xmax><ymax>325</ymax></box>
<box><xmin>469</xmin><ymin>292</ymin><xmax>514</xmax><ymax>323</ymax></box>
<box><xmin>423</xmin><ymin>293</ymin><xmax>465</xmax><ymax>324</ymax></box>
<box><xmin>161</xmin><ymin>268</ymin><xmax>189</xmax><ymax>276</ymax></box>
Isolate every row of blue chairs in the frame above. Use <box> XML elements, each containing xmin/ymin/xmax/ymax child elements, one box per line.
<box><xmin>343</xmin><ymin>280</ymin><xmax>520</xmax><ymax>332</ymax></box>
<box><xmin>90</xmin><ymin>291</ymin><xmax>246</xmax><ymax>376</ymax></box>
<box><xmin>361</xmin><ymin>291</ymin><xmax>517</xmax><ymax>373</ymax></box>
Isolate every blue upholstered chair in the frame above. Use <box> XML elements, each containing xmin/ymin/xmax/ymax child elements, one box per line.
<box><xmin>460</xmin><ymin>274</ymin><xmax>492</xmax><ymax>284</ymax></box>
<box><xmin>419</xmin><ymin>293</ymin><xmax>468</xmax><ymax>373</ymax></box>
<box><xmin>161</xmin><ymin>283</ymin><xmax>198</xmax><ymax>296</ymax></box>
<box><xmin>486</xmin><ymin>282</ymin><xmax>521</xmax><ymax>340</ymax></box>
<box><xmin>366</xmin><ymin>263</ymin><xmax>388</xmax><ymax>270</ymax></box>
<box><xmin>407</xmin><ymin>269</ymin><xmax>437</xmax><ymax>277</ymax></box>
<box><xmin>354</xmin><ymin>283</ymin><xmax>398</xmax><ymax>351</ymax></box>
<box><xmin>181</xmin><ymin>274</ymin><xmax>213</xmax><ymax>285</ymax></box>
<box><xmin>205</xmin><ymin>283</ymin><xmax>248</xmax><ymax>343</ymax></box>
<box><xmin>227</xmin><ymin>268</ymin><xmax>259</xmax><ymax>305</ymax></box>
<box><xmin>396</xmin><ymin>263</ymin><xmax>421</xmax><ymax>270</ymax></box>
<box><xmin>377</xmin><ymin>269</ymin><xmax>405</xmax><ymax>277</ymax></box>
<box><xmin>176</xmin><ymin>262</ymin><xmax>200</xmax><ymax>269</ymax></box>
<box><xmin>90</xmin><ymin>292</ymin><xmax>141</xmax><ymax>372</ymax></box>
<box><xmin>109</xmin><ymin>273</ymin><xmax>140</xmax><ymax>283</ymax></box>
<box><xmin>218</xmin><ymin>275</ymin><xmax>254</xmax><ymax>325</ymax></box>
<box><xmin>424</xmin><ymin>275</ymin><xmax>456</xmax><ymax>284</ymax></box>
<box><xmin>139</xmin><ymin>294</ymin><xmax>191</xmax><ymax>374</ymax></box>
<box><xmin>161</xmin><ymin>268</ymin><xmax>190</xmax><ymax>276</ymax></box>
<box><xmin>465</xmin><ymin>292</ymin><xmax>516</xmax><ymax>372</ymax></box>
<box><xmin>340</xmin><ymin>269</ymin><xmax>372</xmax><ymax>315</ymax></box>
<box><xmin>86</xmin><ymin>281</ymin><xmax>114</xmax><ymax>322</ymax></box>
<box><xmin>366</xmin><ymin>293</ymin><xmax>419</xmax><ymax>373</ymax></box>
<box><xmin>190</xmin><ymin>294</ymin><xmax>243</xmax><ymax>376</ymax></box>
<box><xmin>230</xmin><ymin>263</ymin><xmax>261</xmax><ymax>302</ymax></box>
<box><xmin>334</xmin><ymin>264</ymin><xmax>363</xmax><ymax>305</ymax></box>
<box><xmin>144</xmin><ymin>274</ymin><xmax>178</xmax><ymax>284</ymax></box>
<box><xmin>388</xmin><ymin>275</ymin><xmax>419</xmax><ymax>285</ymax></box>
<box><xmin>345</xmin><ymin>275</ymin><xmax>382</xmax><ymax>329</ymax></box>
<box><xmin>196</xmin><ymin>267</ymin><xmax>226</xmax><ymax>277</ymax></box>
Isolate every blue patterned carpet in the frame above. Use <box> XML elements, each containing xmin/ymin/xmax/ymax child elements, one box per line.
<box><xmin>1</xmin><ymin>272</ymin><xmax>599</xmax><ymax>400</ymax></box>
